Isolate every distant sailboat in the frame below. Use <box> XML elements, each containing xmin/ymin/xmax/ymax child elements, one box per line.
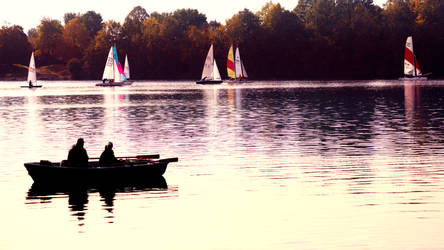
<box><xmin>21</xmin><ymin>52</ymin><xmax>42</xmax><ymax>88</ymax></box>
<box><xmin>196</xmin><ymin>44</ymin><xmax>223</xmax><ymax>84</ymax></box>
<box><xmin>96</xmin><ymin>45</ymin><xmax>133</xmax><ymax>86</ymax></box>
<box><xmin>400</xmin><ymin>36</ymin><xmax>429</xmax><ymax>81</ymax></box>
<box><xmin>227</xmin><ymin>45</ymin><xmax>248</xmax><ymax>82</ymax></box>
<box><xmin>124</xmin><ymin>54</ymin><xmax>130</xmax><ymax>79</ymax></box>
<box><xmin>227</xmin><ymin>45</ymin><xmax>236</xmax><ymax>80</ymax></box>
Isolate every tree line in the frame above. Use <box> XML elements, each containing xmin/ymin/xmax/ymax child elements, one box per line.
<box><xmin>1</xmin><ymin>0</ymin><xmax>444</xmax><ymax>80</ymax></box>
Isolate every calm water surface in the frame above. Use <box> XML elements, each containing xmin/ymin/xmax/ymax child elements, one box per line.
<box><xmin>1</xmin><ymin>80</ymin><xmax>444</xmax><ymax>249</ymax></box>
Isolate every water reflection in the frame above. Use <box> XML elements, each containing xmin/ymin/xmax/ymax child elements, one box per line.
<box><xmin>26</xmin><ymin>177</ymin><xmax>169</xmax><ymax>227</ymax></box>
<box><xmin>3</xmin><ymin>81</ymin><xmax>444</xmax><ymax>249</ymax></box>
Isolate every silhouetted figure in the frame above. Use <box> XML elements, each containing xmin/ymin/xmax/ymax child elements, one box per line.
<box><xmin>99</xmin><ymin>142</ymin><xmax>119</xmax><ymax>166</ymax></box>
<box><xmin>29</xmin><ymin>80</ymin><xmax>33</xmax><ymax>87</ymax></box>
<box><xmin>67</xmin><ymin>138</ymin><xmax>89</xmax><ymax>167</ymax></box>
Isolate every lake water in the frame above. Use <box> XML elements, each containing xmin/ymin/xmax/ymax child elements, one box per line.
<box><xmin>1</xmin><ymin>80</ymin><xmax>444</xmax><ymax>249</ymax></box>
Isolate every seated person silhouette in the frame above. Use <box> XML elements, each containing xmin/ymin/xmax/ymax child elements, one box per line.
<box><xmin>66</xmin><ymin>138</ymin><xmax>89</xmax><ymax>167</ymax></box>
<box><xmin>99</xmin><ymin>142</ymin><xmax>120</xmax><ymax>166</ymax></box>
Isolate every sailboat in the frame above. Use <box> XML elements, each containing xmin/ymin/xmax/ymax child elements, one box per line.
<box><xmin>399</xmin><ymin>36</ymin><xmax>429</xmax><ymax>81</ymax></box>
<box><xmin>124</xmin><ymin>54</ymin><xmax>130</xmax><ymax>79</ymax></box>
<box><xmin>227</xmin><ymin>45</ymin><xmax>249</xmax><ymax>83</ymax></box>
<box><xmin>21</xmin><ymin>52</ymin><xmax>42</xmax><ymax>88</ymax></box>
<box><xmin>96</xmin><ymin>45</ymin><xmax>133</xmax><ymax>86</ymax></box>
<box><xmin>196</xmin><ymin>44</ymin><xmax>223</xmax><ymax>84</ymax></box>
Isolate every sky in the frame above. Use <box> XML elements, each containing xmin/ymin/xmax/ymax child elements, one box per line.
<box><xmin>2</xmin><ymin>0</ymin><xmax>387</xmax><ymax>32</ymax></box>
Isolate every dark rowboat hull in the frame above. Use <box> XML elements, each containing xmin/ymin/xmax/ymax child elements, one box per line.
<box><xmin>24</xmin><ymin>158</ymin><xmax>177</xmax><ymax>185</ymax></box>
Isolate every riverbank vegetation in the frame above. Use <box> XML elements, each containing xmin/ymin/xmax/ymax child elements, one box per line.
<box><xmin>1</xmin><ymin>0</ymin><xmax>444</xmax><ymax>80</ymax></box>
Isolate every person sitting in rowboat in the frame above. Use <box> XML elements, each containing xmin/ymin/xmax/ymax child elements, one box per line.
<box><xmin>66</xmin><ymin>138</ymin><xmax>89</xmax><ymax>167</ymax></box>
<box><xmin>99</xmin><ymin>142</ymin><xmax>120</xmax><ymax>166</ymax></box>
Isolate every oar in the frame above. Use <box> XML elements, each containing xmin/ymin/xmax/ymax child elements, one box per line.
<box><xmin>89</xmin><ymin>154</ymin><xmax>160</xmax><ymax>160</ymax></box>
<box><xmin>154</xmin><ymin>157</ymin><xmax>179</xmax><ymax>163</ymax></box>
<box><xmin>131</xmin><ymin>157</ymin><xmax>179</xmax><ymax>167</ymax></box>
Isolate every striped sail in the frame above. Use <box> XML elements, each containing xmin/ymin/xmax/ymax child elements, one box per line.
<box><xmin>102</xmin><ymin>45</ymin><xmax>128</xmax><ymax>82</ymax></box>
<box><xmin>27</xmin><ymin>52</ymin><xmax>37</xmax><ymax>84</ymax></box>
<box><xmin>404</xmin><ymin>36</ymin><xmax>422</xmax><ymax>76</ymax></box>
<box><xmin>227</xmin><ymin>45</ymin><xmax>235</xmax><ymax>79</ymax></box>
<box><xmin>112</xmin><ymin>45</ymin><xmax>127</xmax><ymax>81</ymax></box>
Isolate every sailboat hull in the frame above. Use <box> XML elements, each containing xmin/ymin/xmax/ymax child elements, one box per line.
<box><xmin>96</xmin><ymin>81</ymin><xmax>133</xmax><ymax>87</ymax></box>
<box><xmin>196</xmin><ymin>80</ymin><xmax>223</xmax><ymax>84</ymax></box>
<box><xmin>225</xmin><ymin>79</ymin><xmax>251</xmax><ymax>83</ymax></box>
<box><xmin>399</xmin><ymin>77</ymin><xmax>428</xmax><ymax>81</ymax></box>
<box><xmin>21</xmin><ymin>85</ymin><xmax>42</xmax><ymax>88</ymax></box>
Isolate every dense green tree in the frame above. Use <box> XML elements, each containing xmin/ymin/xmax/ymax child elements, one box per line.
<box><xmin>61</xmin><ymin>17</ymin><xmax>90</xmax><ymax>62</ymax></box>
<box><xmin>225</xmin><ymin>9</ymin><xmax>261</xmax><ymax>45</ymax></box>
<box><xmin>123</xmin><ymin>6</ymin><xmax>149</xmax><ymax>39</ymax></box>
<box><xmin>0</xmin><ymin>25</ymin><xmax>32</xmax><ymax>65</ymax></box>
<box><xmin>82</xmin><ymin>20</ymin><xmax>123</xmax><ymax>79</ymax></box>
<box><xmin>64</xmin><ymin>12</ymin><xmax>79</xmax><ymax>24</ymax></box>
<box><xmin>79</xmin><ymin>11</ymin><xmax>103</xmax><ymax>38</ymax></box>
<box><xmin>172</xmin><ymin>9</ymin><xmax>207</xmax><ymax>30</ymax></box>
<box><xmin>121</xmin><ymin>6</ymin><xmax>150</xmax><ymax>79</ymax></box>
<box><xmin>30</xmin><ymin>18</ymin><xmax>64</xmax><ymax>65</ymax></box>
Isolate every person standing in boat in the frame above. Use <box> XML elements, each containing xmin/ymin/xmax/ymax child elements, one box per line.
<box><xmin>67</xmin><ymin>138</ymin><xmax>89</xmax><ymax>167</ymax></box>
<box><xmin>99</xmin><ymin>142</ymin><xmax>120</xmax><ymax>166</ymax></box>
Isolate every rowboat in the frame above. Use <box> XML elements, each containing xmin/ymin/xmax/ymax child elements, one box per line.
<box><xmin>24</xmin><ymin>155</ymin><xmax>178</xmax><ymax>185</ymax></box>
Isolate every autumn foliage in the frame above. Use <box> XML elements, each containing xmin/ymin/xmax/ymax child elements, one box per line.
<box><xmin>1</xmin><ymin>0</ymin><xmax>444</xmax><ymax>80</ymax></box>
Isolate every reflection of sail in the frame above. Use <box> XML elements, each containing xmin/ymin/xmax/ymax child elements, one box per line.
<box><xmin>404</xmin><ymin>81</ymin><xmax>420</xmax><ymax>122</ymax></box>
<box><xmin>203</xmin><ymin>87</ymin><xmax>220</xmax><ymax>135</ymax></box>
<box><xmin>102</xmin><ymin>88</ymin><xmax>130</xmax><ymax>155</ymax></box>
<box><xmin>403</xmin><ymin>81</ymin><xmax>427</xmax><ymax>147</ymax></box>
<box><xmin>24</xmin><ymin>94</ymin><xmax>41</xmax><ymax>158</ymax></box>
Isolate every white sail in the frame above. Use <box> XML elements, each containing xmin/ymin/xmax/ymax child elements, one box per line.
<box><xmin>201</xmin><ymin>44</ymin><xmax>215</xmax><ymax>80</ymax></box>
<box><xmin>124</xmin><ymin>54</ymin><xmax>130</xmax><ymax>79</ymax></box>
<box><xmin>404</xmin><ymin>36</ymin><xmax>422</xmax><ymax>76</ymax></box>
<box><xmin>27</xmin><ymin>52</ymin><xmax>37</xmax><ymax>84</ymax></box>
<box><xmin>213</xmin><ymin>59</ymin><xmax>221</xmax><ymax>80</ymax></box>
<box><xmin>102</xmin><ymin>47</ymin><xmax>115</xmax><ymax>80</ymax></box>
<box><xmin>241</xmin><ymin>60</ymin><xmax>248</xmax><ymax>78</ymax></box>
<box><xmin>234</xmin><ymin>47</ymin><xmax>242</xmax><ymax>79</ymax></box>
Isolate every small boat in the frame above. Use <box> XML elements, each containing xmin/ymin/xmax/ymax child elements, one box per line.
<box><xmin>226</xmin><ymin>45</ymin><xmax>249</xmax><ymax>83</ymax></box>
<box><xmin>24</xmin><ymin>155</ymin><xmax>178</xmax><ymax>185</ymax></box>
<box><xmin>196</xmin><ymin>44</ymin><xmax>223</xmax><ymax>84</ymax></box>
<box><xmin>21</xmin><ymin>52</ymin><xmax>42</xmax><ymax>88</ymax></box>
<box><xmin>399</xmin><ymin>36</ymin><xmax>429</xmax><ymax>81</ymax></box>
<box><xmin>96</xmin><ymin>45</ymin><xmax>133</xmax><ymax>87</ymax></box>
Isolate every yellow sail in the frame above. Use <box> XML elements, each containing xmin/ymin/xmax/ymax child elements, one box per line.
<box><xmin>227</xmin><ymin>45</ymin><xmax>235</xmax><ymax>79</ymax></box>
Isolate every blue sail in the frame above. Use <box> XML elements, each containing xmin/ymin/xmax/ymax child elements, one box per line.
<box><xmin>112</xmin><ymin>45</ymin><xmax>128</xmax><ymax>81</ymax></box>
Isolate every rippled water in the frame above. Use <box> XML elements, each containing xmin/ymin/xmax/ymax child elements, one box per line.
<box><xmin>1</xmin><ymin>80</ymin><xmax>444</xmax><ymax>249</ymax></box>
